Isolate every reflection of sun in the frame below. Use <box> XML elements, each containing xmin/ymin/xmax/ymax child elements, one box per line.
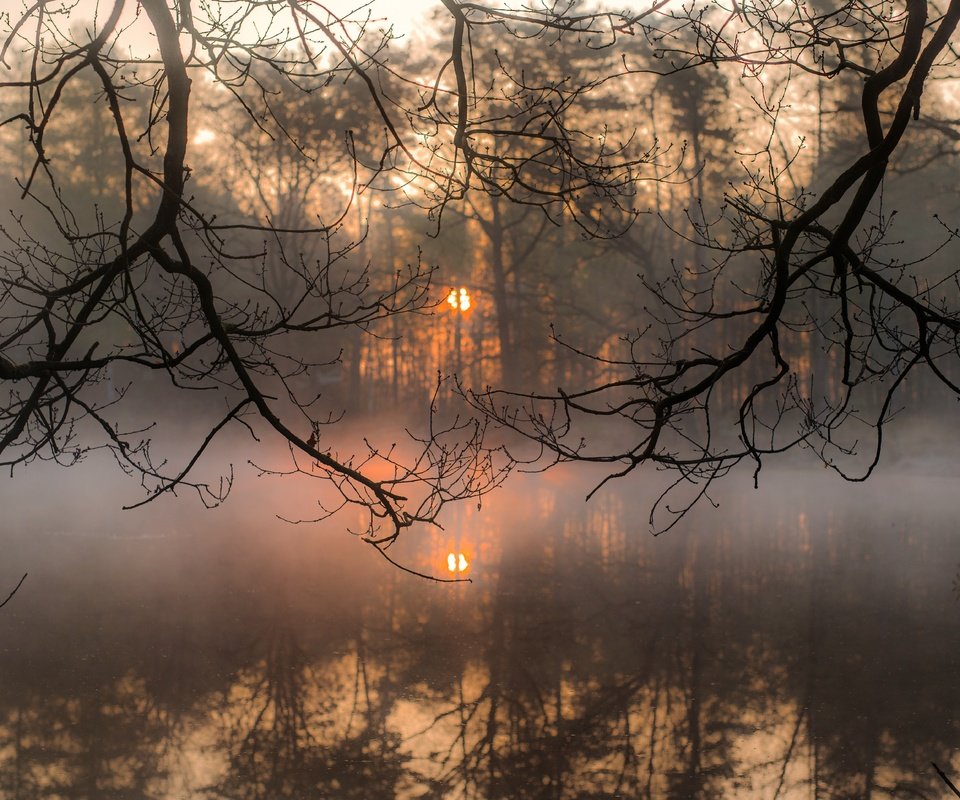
<box><xmin>447</xmin><ymin>552</ymin><xmax>469</xmax><ymax>573</ymax></box>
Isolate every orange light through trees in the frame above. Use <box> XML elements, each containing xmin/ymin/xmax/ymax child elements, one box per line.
<box><xmin>447</xmin><ymin>287</ymin><xmax>471</xmax><ymax>312</ymax></box>
<box><xmin>446</xmin><ymin>552</ymin><xmax>469</xmax><ymax>573</ymax></box>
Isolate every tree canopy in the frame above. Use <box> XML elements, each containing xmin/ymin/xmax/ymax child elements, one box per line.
<box><xmin>3</xmin><ymin>0</ymin><xmax>960</xmax><ymax>547</ymax></box>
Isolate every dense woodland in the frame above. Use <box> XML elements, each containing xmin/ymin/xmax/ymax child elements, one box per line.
<box><xmin>5</xmin><ymin>21</ymin><xmax>960</xmax><ymax>412</ymax></box>
<box><xmin>4</xmin><ymin>1</ymin><xmax>960</xmax><ymax>533</ymax></box>
<box><xmin>3</xmin><ymin>4</ymin><xmax>960</xmax><ymax>797</ymax></box>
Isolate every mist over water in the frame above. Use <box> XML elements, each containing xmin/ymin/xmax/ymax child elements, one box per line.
<box><xmin>2</xmin><ymin>443</ymin><xmax>959</xmax><ymax>799</ymax></box>
<box><xmin>4</xmin><ymin>2</ymin><xmax>960</xmax><ymax>795</ymax></box>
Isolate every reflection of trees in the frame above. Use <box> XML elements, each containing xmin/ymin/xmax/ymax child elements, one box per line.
<box><xmin>380</xmin><ymin>498</ymin><xmax>762</xmax><ymax>798</ymax></box>
<box><xmin>204</xmin><ymin>603</ymin><xmax>406</xmax><ymax>799</ymax></box>
<box><xmin>0</xmin><ymin>675</ymin><xmax>170</xmax><ymax>798</ymax></box>
<box><xmin>382</xmin><ymin>487</ymin><xmax>960</xmax><ymax>799</ymax></box>
<box><xmin>2</xmin><ymin>480</ymin><xmax>960</xmax><ymax>797</ymax></box>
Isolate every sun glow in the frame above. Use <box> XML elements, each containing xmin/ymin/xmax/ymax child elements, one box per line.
<box><xmin>447</xmin><ymin>552</ymin><xmax>469</xmax><ymax>573</ymax></box>
<box><xmin>447</xmin><ymin>287</ymin><xmax>471</xmax><ymax>312</ymax></box>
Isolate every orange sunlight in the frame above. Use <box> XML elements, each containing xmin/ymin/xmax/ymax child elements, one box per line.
<box><xmin>446</xmin><ymin>551</ymin><xmax>470</xmax><ymax>574</ymax></box>
<box><xmin>447</xmin><ymin>287</ymin><xmax>471</xmax><ymax>312</ymax></box>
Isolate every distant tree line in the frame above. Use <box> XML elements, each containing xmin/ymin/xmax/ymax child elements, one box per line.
<box><xmin>3</xmin><ymin>0</ymin><xmax>960</xmax><ymax>535</ymax></box>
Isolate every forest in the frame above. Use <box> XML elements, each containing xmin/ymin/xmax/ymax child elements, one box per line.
<box><xmin>3</xmin><ymin>0</ymin><xmax>960</xmax><ymax>539</ymax></box>
<box><xmin>2</xmin><ymin>1</ymin><xmax>960</xmax><ymax>797</ymax></box>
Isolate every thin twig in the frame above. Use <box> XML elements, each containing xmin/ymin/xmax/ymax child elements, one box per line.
<box><xmin>933</xmin><ymin>763</ymin><xmax>960</xmax><ymax>797</ymax></box>
<box><xmin>0</xmin><ymin>573</ymin><xmax>27</xmax><ymax>610</ymax></box>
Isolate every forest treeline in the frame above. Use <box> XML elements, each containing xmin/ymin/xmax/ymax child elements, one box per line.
<box><xmin>4</xmin><ymin>16</ymin><xmax>957</xmax><ymax>418</ymax></box>
<box><xmin>5</xmin><ymin>1</ymin><xmax>960</xmax><ymax>534</ymax></box>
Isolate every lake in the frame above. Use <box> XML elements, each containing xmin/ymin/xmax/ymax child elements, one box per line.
<box><xmin>1</xmin><ymin>460</ymin><xmax>959</xmax><ymax>798</ymax></box>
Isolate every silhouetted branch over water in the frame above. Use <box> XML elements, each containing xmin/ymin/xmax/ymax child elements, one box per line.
<box><xmin>4</xmin><ymin>0</ymin><xmax>960</xmax><ymax>536</ymax></box>
<box><xmin>0</xmin><ymin>573</ymin><xmax>25</xmax><ymax>610</ymax></box>
<box><xmin>933</xmin><ymin>762</ymin><xmax>960</xmax><ymax>797</ymax></box>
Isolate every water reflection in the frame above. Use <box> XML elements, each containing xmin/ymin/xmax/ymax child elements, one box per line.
<box><xmin>447</xmin><ymin>552</ymin><xmax>470</xmax><ymax>574</ymax></box>
<box><xmin>1</xmin><ymin>468</ymin><xmax>959</xmax><ymax>798</ymax></box>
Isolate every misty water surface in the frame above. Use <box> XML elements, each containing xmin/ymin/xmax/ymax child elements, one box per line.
<box><xmin>1</xmin><ymin>456</ymin><xmax>959</xmax><ymax>799</ymax></box>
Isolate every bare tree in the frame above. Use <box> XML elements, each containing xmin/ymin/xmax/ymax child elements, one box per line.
<box><xmin>0</xmin><ymin>4</ymin><xmax>464</xmax><ymax>554</ymax></box>
<box><xmin>5</xmin><ymin>0</ymin><xmax>959</xmax><ymax>545</ymax></box>
<box><xmin>0</xmin><ymin>0</ymin><xmax>670</xmax><ymax>558</ymax></box>
<box><xmin>466</xmin><ymin>0</ymin><xmax>960</xmax><ymax>529</ymax></box>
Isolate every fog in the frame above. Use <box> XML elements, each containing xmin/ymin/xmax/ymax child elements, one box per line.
<box><xmin>5</xmin><ymin>1</ymin><xmax>960</xmax><ymax>797</ymax></box>
<box><xmin>2</xmin><ymin>441</ymin><xmax>960</xmax><ymax>797</ymax></box>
